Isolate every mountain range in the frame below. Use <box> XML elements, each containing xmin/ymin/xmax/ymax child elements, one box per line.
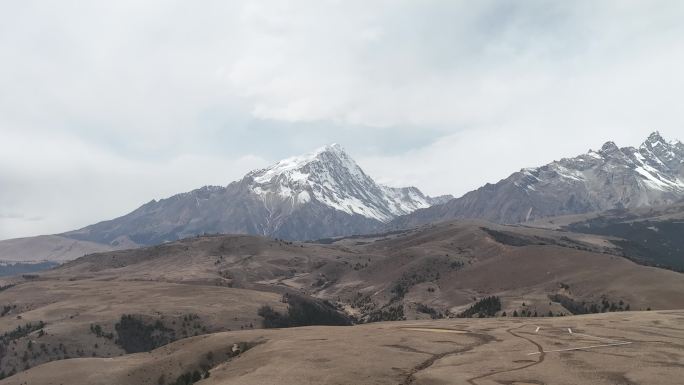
<box><xmin>1</xmin><ymin>131</ymin><xmax>682</xmax><ymax>262</ymax></box>
<box><xmin>63</xmin><ymin>144</ymin><xmax>450</xmax><ymax>246</ymax></box>
<box><xmin>390</xmin><ymin>131</ymin><xmax>684</xmax><ymax>228</ymax></box>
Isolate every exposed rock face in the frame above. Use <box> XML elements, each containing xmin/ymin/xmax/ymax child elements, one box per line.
<box><xmin>63</xmin><ymin>144</ymin><xmax>448</xmax><ymax>245</ymax></box>
<box><xmin>391</xmin><ymin>132</ymin><xmax>684</xmax><ymax>228</ymax></box>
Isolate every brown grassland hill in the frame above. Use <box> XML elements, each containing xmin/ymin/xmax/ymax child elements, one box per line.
<box><xmin>0</xmin><ymin>220</ymin><xmax>682</xmax><ymax>383</ymax></box>
<box><xmin>2</xmin><ymin>311</ymin><xmax>683</xmax><ymax>385</ymax></box>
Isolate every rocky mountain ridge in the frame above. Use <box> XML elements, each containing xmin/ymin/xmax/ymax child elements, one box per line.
<box><xmin>390</xmin><ymin>131</ymin><xmax>684</xmax><ymax>228</ymax></box>
<box><xmin>63</xmin><ymin>144</ymin><xmax>449</xmax><ymax>245</ymax></box>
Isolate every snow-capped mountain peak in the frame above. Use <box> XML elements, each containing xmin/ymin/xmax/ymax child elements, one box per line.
<box><xmin>520</xmin><ymin>131</ymin><xmax>684</xmax><ymax>205</ymax></box>
<box><xmin>64</xmin><ymin>143</ymin><xmax>447</xmax><ymax>244</ymax></box>
<box><xmin>245</xmin><ymin>144</ymin><xmax>445</xmax><ymax>222</ymax></box>
<box><xmin>641</xmin><ymin>131</ymin><xmax>670</xmax><ymax>148</ymax></box>
<box><xmin>250</xmin><ymin>144</ymin><xmax>349</xmax><ymax>184</ymax></box>
<box><xmin>390</xmin><ymin>131</ymin><xmax>684</xmax><ymax>229</ymax></box>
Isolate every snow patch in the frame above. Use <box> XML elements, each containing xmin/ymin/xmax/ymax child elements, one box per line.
<box><xmin>297</xmin><ymin>191</ymin><xmax>311</xmax><ymax>203</ymax></box>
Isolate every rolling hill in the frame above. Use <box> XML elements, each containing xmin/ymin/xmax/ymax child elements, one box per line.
<box><xmin>1</xmin><ymin>217</ymin><xmax>683</xmax><ymax>379</ymax></box>
<box><xmin>3</xmin><ymin>311</ymin><xmax>683</xmax><ymax>385</ymax></box>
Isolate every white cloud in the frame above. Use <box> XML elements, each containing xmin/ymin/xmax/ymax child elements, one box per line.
<box><xmin>224</xmin><ymin>1</ymin><xmax>684</xmax><ymax>131</ymax></box>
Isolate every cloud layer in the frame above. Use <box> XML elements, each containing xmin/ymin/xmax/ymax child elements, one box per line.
<box><xmin>1</xmin><ymin>1</ymin><xmax>683</xmax><ymax>238</ymax></box>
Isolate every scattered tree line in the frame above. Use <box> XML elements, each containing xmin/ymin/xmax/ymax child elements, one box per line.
<box><xmin>549</xmin><ymin>294</ymin><xmax>631</xmax><ymax>315</ymax></box>
<box><xmin>481</xmin><ymin>228</ymin><xmax>597</xmax><ymax>252</ymax></box>
<box><xmin>90</xmin><ymin>324</ymin><xmax>114</xmax><ymax>339</ymax></box>
<box><xmin>504</xmin><ymin>309</ymin><xmax>556</xmax><ymax>317</ymax></box>
<box><xmin>115</xmin><ymin>315</ymin><xmax>175</xmax><ymax>353</ymax></box>
<box><xmin>391</xmin><ymin>265</ymin><xmax>440</xmax><ymax>301</ymax></box>
<box><xmin>1</xmin><ymin>321</ymin><xmax>45</xmax><ymax>343</ymax></box>
<box><xmin>1</xmin><ymin>305</ymin><xmax>16</xmax><ymax>317</ymax></box>
<box><xmin>0</xmin><ymin>321</ymin><xmax>47</xmax><ymax>378</ymax></box>
<box><xmin>481</xmin><ymin>228</ymin><xmax>542</xmax><ymax>247</ymax></box>
<box><xmin>156</xmin><ymin>342</ymin><xmax>258</xmax><ymax>385</ymax></box>
<box><xmin>415</xmin><ymin>303</ymin><xmax>442</xmax><ymax>319</ymax></box>
<box><xmin>366</xmin><ymin>305</ymin><xmax>405</xmax><ymax>322</ymax></box>
<box><xmin>457</xmin><ymin>296</ymin><xmax>501</xmax><ymax>318</ymax></box>
<box><xmin>258</xmin><ymin>294</ymin><xmax>352</xmax><ymax>328</ymax></box>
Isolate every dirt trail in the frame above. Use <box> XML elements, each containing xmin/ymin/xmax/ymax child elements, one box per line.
<box><xmin>466</xmin><ymin>325</ymin><xmax>545</xmax><ymax>385</ymax></box>
<box><xmin>401</xmin><ymin>332</ymin><xmax>495</xmax><ymax>385</ymax></box>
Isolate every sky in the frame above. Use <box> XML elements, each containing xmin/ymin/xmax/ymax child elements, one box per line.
<box><xmin>1</xmin><ymin>0</ymin><xmax>684</xmax><ymax>240</ymax></box>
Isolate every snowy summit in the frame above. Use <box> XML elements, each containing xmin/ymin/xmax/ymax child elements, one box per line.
<box><xmin>246</xmin><ymin>144</ymin><xmax>449</xmax><ymax>222</ymax></box>
<box><xmin>62</xmin><ymin>144</ymin><xmax>451</xmax><ymax>244</ymax></box>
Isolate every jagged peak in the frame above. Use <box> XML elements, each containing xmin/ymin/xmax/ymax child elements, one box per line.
<box><xmin>645</xmin><ymin>131</ymin><xmax>665</xmax><ymax>144</ymax></box>
<box><xmin>640</xmin><ymin>131</ymin><xmax>682</xmax><ymax>149</ymax></box>
<box><xmin>304</xmin><ymin>143</ymin><xmax>349</xmax><ymax>161</ymax></box>
<box><xmin>248</xmin><ymin>143</ymin><xmax>358</xmax><ymax>184</ymax></box>
<box><xmin>241</xmin><ymin>144</ymin><xmax>439</xmax><ymax>221</ymax></box>
<box><xmin>599</xmin><ymin>141</ymin><xmax>620</xmax><ymax>154</ymax></box>
<box><xmin>317</xmin><ymin>142</ymin><xmax>345</xmax><ymax>154</ymax></box>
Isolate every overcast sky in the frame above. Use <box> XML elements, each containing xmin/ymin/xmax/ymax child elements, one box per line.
<box><xmin>1</xmin><ymin>1</ymin><xmax>684</xmax><ymax>240</ymax></box>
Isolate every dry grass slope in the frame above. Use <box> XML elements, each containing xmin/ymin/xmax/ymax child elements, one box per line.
<box><xmin>0</xmin><ymin>220</ymin><xmax>683</xmax><ymax>383</ymax></box>
<box><xmin>2</xmin><ymin>311</ymin><xmax>683</xmax><ymax>385</ymax></box>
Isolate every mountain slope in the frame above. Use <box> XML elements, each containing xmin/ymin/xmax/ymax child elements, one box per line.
<box><xmin>529</xmin><ymin>201</ymin><xmax>684</xmax><ymax>271</ymax></box>
<box><xmin>49</xmin><ymin>220</ymin><xmax>684</xmax><ymax>314</ymax></box>
<box><xmin>0</xmin><ymin>235</ymin><xmax>121</xmax><ymax>263</ymax></box>
<box><xmin>63</xmin><ymin>144</ymin><xmax>447</xmax><ymax>245</ymax></box>
<box><xmin>245</xmin><ymin>144</ymin><xmax>449</xmax><ymax>222</ymax></box>
<box><xmin>391</xmin><ymin>131</ymin><xmax>684</xmax><ymax>228</ymax></box>
<box><xmin>5</xmin><ymin>312</ymin><xmax>684</xmax><ymax>385</ymax></box>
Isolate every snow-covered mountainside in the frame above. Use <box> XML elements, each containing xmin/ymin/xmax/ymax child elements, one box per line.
<box><xmin>391</xmin><ymin>131</ymin><xmax>684</xmax><ymax>228</ymax></box>
<box><xmin>64</xmin><ymin>144</ymin><xmax>449</xmax><ymax>245</ymax></box>
<box><xmin>246</xmin><ymin>144</ymin><xmax>448</xmax><ymax>222</ymax></box>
